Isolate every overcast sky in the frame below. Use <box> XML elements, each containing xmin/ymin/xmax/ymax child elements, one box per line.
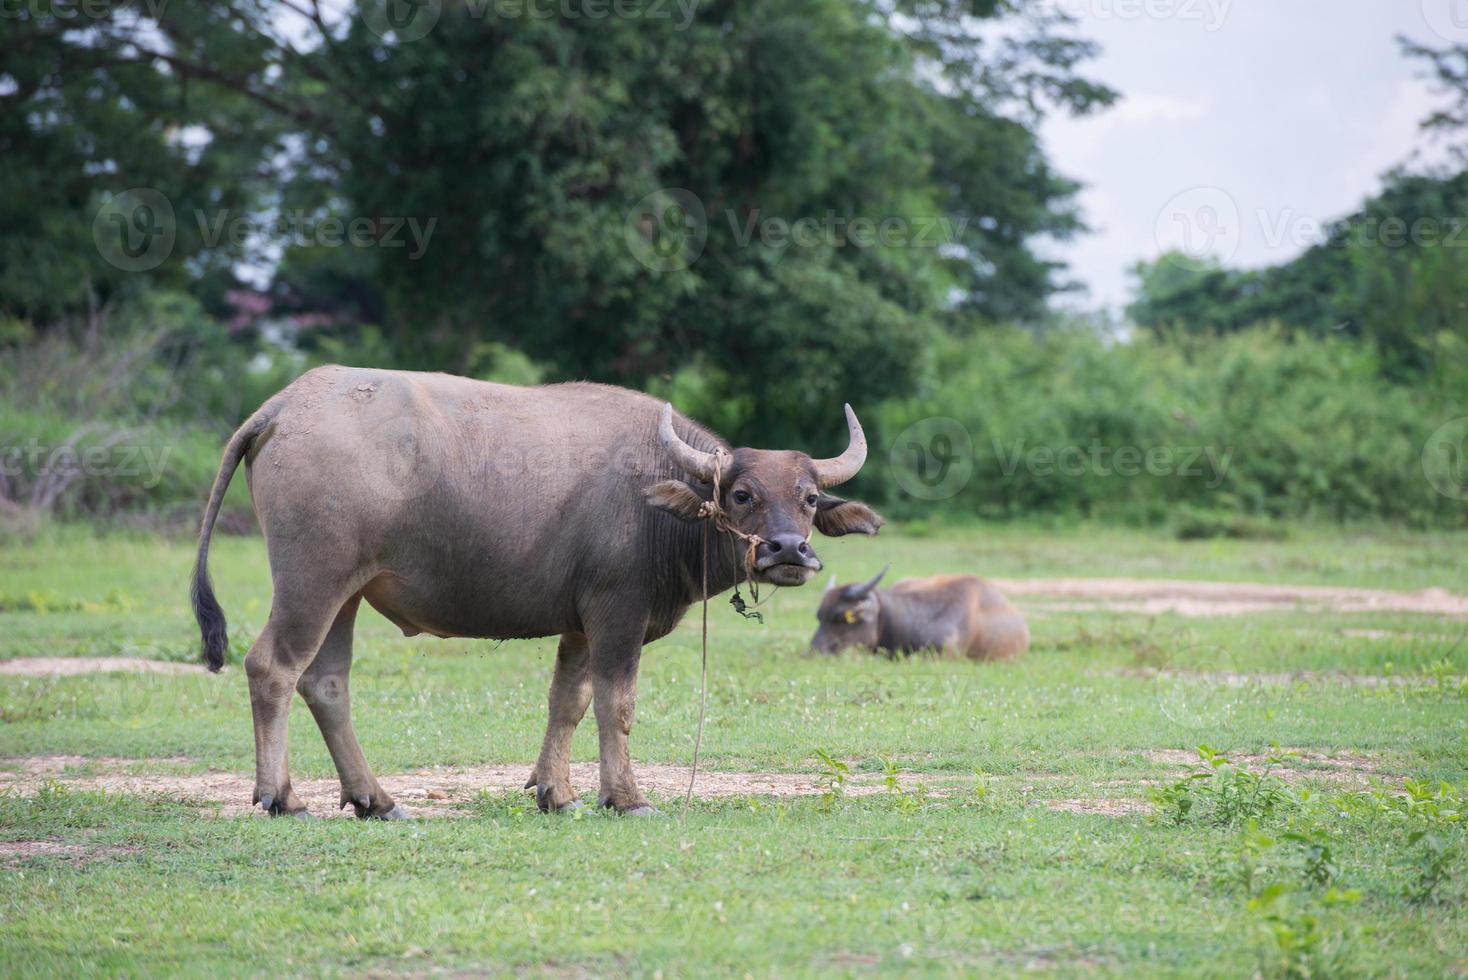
<box><xmin>1040</xmin><ymin>1</ymin><xmax>1467</xmax><ymax>311</ymax></box>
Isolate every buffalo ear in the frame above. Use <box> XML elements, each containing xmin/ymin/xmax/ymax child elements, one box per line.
<box><xmin>644</xmin><ymin>480</ymin><xmax>706</xmax><ymax>521</ymax></box>
<box><xmin>814</xmin><ymin>494</ymin><xmax>884</xmax><ymax>536</ymax></box>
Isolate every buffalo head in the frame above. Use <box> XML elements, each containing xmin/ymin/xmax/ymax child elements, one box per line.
<box><xmin>645</xmin><ymin>404</ymin><xmax>884</xmax><ymax>586</ymax></box>
<box><xmin>809</xmin><ymin>565</ymin><xmax>889</xmax><ymax>653</ymax></box>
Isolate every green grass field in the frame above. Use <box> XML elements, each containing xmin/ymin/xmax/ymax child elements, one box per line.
<box><xmin>2</xmin><ymin>523</ymin><xmax>1466</xmax><ymax>977</ymax></box>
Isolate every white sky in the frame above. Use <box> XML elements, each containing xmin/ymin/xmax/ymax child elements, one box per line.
<box><xmin>1040</xmin><ymin>0</ymin><xmax>1468</xmax><ymax>310</ymax></box>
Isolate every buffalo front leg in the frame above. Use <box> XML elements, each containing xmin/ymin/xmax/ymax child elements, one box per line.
<box><xmin>589</xmin><ymin>622</ymin><xmax>655</xmax><ymax>816</ymax></box>
<box><xmin>525</xmin><ymin>632</ymin><xmax>592</xmax><ymax>812</ymax></box>
<box><xmin>297</xmin><ymin>595</ymin><xmax>404</xmax><ymax>820</ymax></box>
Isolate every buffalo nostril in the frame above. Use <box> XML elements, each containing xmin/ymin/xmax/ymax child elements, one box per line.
<box><xmin>797</xmin><ymin>542</ymin><xmax>809</xmax><ymax>556</ymax></box>
<box><xmin>767</xmin><ymin>540</ymin><xmax>782</xmax><ymax>552</ymax></box>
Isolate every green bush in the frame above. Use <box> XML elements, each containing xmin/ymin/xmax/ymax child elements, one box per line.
<box><xmin>868</xmin><ymin>326</ymin><xmax>1466</xmax><ymax>527</ymax></box>
<box><xmin>0</xmin><ymin>298</ymin><xmax>268</xmax><ymax>524</ymax></box>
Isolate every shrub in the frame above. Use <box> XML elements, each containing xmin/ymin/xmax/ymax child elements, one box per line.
<box><xmin>870</xmin><ymin>326</ymin><xmax>1466</xmax><ymax>527</ymax></box>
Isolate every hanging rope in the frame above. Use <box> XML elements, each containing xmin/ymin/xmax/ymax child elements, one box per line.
<box><xmin>682</xmin><ymin>452</ymin><xmax>764</xmax><ymax>816</ymax></box>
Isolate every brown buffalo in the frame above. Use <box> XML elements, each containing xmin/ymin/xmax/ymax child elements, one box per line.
<box><xmin>192</xmin><ymin>366</ymin><xmax>882</xmax><ymax>818</ymax></box>
<box><xmin>809</xmin><ymin>568</ymin><xmax>1029</xmax><ymax>660</ymax></box>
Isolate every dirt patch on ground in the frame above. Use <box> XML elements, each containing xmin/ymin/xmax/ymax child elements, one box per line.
<box><xmin>0</xmin><ymin>839</ymin><xmax>140</xmax><ymax>863</ymax></box>
<box><xmin>999</xmin><ymin>578</ymin><xmax>1468</xmax><ymax>618</ymax></box>
<box><xmin>1</xmin><ymin>754</ymin><xmax>189</xmax><ymax>776</ymax></box>
<box><xmin>1038</xmin><ymin>747</ymin><xmax>1401</xmax><ymax>815</ymax></box>
<box><xmin>0</xmin><ymin>744</ymin><xmax>1400</xmax><ymax>820</ymax></box>
<box><xmin>1145</xmin><ymin>747</ymin><xmax>1393</xmax><ymax>787</ymax></box>
<box><xmin>1042</xmin><ymin>798</ymin><xmax>1150</xmax><ymax>816</ymax></box>
<box><xmin>0</xmin><ymin>755</ymin><xmax>935</xmax><ymax>817</ymax></box>
<box><xmin>0</xmin><ymin>657</ymin><xmax>215</xmax><ymax>677</ymax></box>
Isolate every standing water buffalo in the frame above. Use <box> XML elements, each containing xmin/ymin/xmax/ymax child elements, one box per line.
<box><xmin>809</xmin><ymin>568</ymin><xmax>1029</xmax><ymax>660</ymax></box>
<box><xmin>192</xmin><ymin>366</ymin><xmax>883</xmax><ymax>817</ymax></box>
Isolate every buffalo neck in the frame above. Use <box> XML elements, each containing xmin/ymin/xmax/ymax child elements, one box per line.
<box><xmin>642</xmin><ymin>510</ymin><xmax>752</xmax><ymax>619</ymax></box>
<box><xmin>678</xmin><ymin>522</ymin><xmax>750</xmax><ymax>603</ymax></box>
<box><xmin>872</xmin><ymin>589</ymin><xmax>909</xmax><ymax>652</ymax></box>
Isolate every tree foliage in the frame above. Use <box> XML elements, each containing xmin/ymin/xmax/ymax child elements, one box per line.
<box><xmin>1128</xmin><ymin>169</ymin><xmax>1468</xmax><ymax>381</ymax></box>
<box><xmin>0</xmin><ymin>0</ymin><xmax>1112</xmax><ymax>443</ymax></box>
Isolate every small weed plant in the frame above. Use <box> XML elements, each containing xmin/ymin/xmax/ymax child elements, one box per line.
<box><xmin>814</xmin><ymin>748</ymin><xmax>849</xmax><ymax>811</ymax></box>
<box><xmin>1149</xmin><ymin>745</ymin><xmax>1299</xmax><ymax>827</ymax></box>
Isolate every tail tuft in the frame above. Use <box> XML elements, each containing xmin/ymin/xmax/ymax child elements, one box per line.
<box><xmin>192</xmin><ymin>561</ymin><xmax>228</xmax><ymax>672</ymax></box>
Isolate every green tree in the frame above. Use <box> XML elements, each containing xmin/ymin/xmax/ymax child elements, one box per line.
<box><xmin>2</xmin><ymin>0</ymin><xmax>1113</xmax><ymax>445</ymax></box>
<box><xmin>0</xmin><ymin>3</ymin><xmax>289</xmax><ymax>324</ymax></box>
<box><xmin>1128</xmin><ymin>170</ymin><xmax>1468</xmax><ymax>382</ymax></box>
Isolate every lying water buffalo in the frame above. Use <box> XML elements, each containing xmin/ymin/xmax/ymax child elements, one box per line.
<box><xmin>809</xmin><ymin>567</ymin><xmax>1029</xmax><ymax>660</ymax></box>
<box><xmin>192</xmin><ymin>366</ymin><xmax>882</xmax><ymax>817</ymax></box>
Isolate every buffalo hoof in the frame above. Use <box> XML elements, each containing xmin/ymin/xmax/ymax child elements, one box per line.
<box><xmin>257</xmin><ymin>796</ymin><xmax>310</xmax><ymax>819</ymax></box>
<box><xmin>598</xmin><ymin>793</ymin><xmax>659</xmax><ymax>817</ymax></box>
<box><xmin>355</xmin><ymin>803</ymin><xmax>408</xmax><ymax>821</ymax></box>
<box><xmin>347</xmin><ymin>792</ymin><xmax>406</xmax><ymax>820</ymax></box>
<box><xmin>533</xmin><ymin>783</ymin><xmax>582</xmax><ymax>813</ymax></box>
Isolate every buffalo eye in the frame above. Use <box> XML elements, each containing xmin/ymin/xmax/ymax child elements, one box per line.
<box><xmin>805</xmin><ymin>493</ymin><xmax>819</xmax><ymax>507</ymax></box>
<box><xmin>732</xmin><ymin>489</ymin><xmax>752</xmax><ymax>506</ymax></box>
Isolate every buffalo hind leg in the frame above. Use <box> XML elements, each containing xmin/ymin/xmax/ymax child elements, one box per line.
<box><xmin>525</xmin><ymin>632</ymin><xmax>592</xmax><ymax>812</ymax></box>
<box><xmin>297</xmin><ymin>595</ymin><xmax>404</xmax><ymax>820</ymax></box>
<box><xmin>588</xmin><ymin>619</ymin><xmax>656</xmax><ymax>816</ymax></box>
<box><xmin>244</xmin><ymin>597</ymin><xmax>342</xmax><ymax>818</ymax></box>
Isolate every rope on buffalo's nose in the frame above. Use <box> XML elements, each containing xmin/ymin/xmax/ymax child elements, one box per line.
<box><xmin>693</xmin><ymin>452</ymin><xmax>764</xmax><ymax>581</ymax></box>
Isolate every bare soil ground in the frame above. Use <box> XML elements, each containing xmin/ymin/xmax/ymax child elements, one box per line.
<box><xmin>1144</xmin><ymin>747</ymin><xmax>1393</xmax><ymax>787</ymax></box>
<box><xmin>0</xmin><ymin>746</ymin><xmax>1398</xmax><ymax>820</ymax></box>
<box><xmin>998</xmin><ymin>578</ymin><xmax>1468</xmax><ymax>617</ymax></box>
<box><xmin>0</xmin><ymin>840</ymin><xmax>140</xmax><ymax>864</ymax></box>
<box><xmin>1042</xmin><ymin>798</ymin><xmax>1151</xmax><ymax>815</ymax></box>
<box><xmin>0</xmin><ymin>657</ymin><xmax>215</xmax><ymax>677</ymax></box>
<box><xmin>0</xmin><ymin>755</ymin><xmax>914</xmax><ymax>817</ymax></box>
